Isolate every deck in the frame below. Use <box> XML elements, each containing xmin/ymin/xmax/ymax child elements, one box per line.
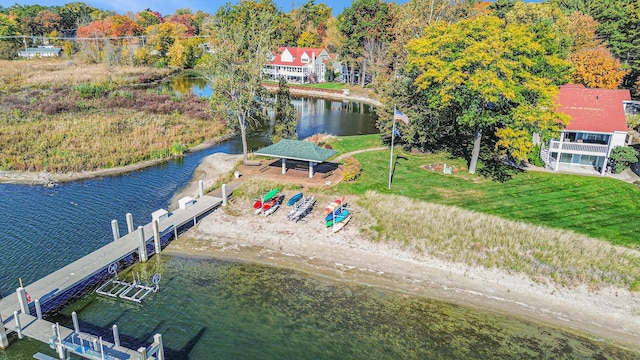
<box><xmin>0</xmin><ymin>193</ymin><xmax>224</xmax><ymax>358</ymax></box>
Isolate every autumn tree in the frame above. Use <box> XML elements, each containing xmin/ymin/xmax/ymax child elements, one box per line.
<box><xmin>169</xmin><ymin>37</ymin><xmax>204</xmax><ymax>68</ymax></box>
<box><xmin>570</xmin><ymin>47</ymin><xmax>628</xmax><ymax>89</ymax></box>
<box><xmin>503</xmin><ymin>1</ymin><xmax>572</xmax><ymax>58</ymax></box>
<box><xmin>0</xmin><ymin>13</ymin><xmax>20</xmax><ymax>59</ymax></box>
<box><xmin>566</xmin><ymin>11</ymin><xmax>602</xmax><ymax>52</ymax></box>
<box><xmin>136</xmin><ymin>10</ymin><xmax>163</xmax><ymax>28</ymax></box>
<box><xmin>272</xmin><ymin>77</ymin><xmax>298</xmax><ymax>143</ymax></box>
<box><xmin>146</xmin><ymin>21</ymin><xmax>187</xmax><ymax>58</ymax></box>
<box><xmin>297</xmin><ymin>30</ymin><xmax>322</xmax><ymax>48</ymax></box>
<box><xmin>551</xmin><ymin>0</ymin><xmax>640</xmax><ymax>87</ymax></box>
<box><xmin>289</xmin><ymin>0</ymin><xmax>332</xmax><ymax>47</ymax></box>
<box><xmin>201</xmin><ymin>0</ymin><xmax>276</xmax><ymax>165</ymax></box>
<box><xmin>405</xmin><ymin>15</ymin><xmax>571</xmax><ymax>174</ymax></box>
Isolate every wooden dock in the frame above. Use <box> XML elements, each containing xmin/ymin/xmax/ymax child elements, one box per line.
<box><xmin>0</xmin><ymin>193</ymin><xmax>224</xmax><ymax>358</ymax></box>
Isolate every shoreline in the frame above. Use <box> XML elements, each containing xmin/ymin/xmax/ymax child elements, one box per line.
<box><xmin>165</xmin><ymin>152</ymin><xmax>640</xmax><ymax>352</ymax></box>
<box><xmin>0</xmin><ymin>86</ymin><xmax>380</xmax><ymax>186</ymax></box>
<box><xmin>165</xmin><ymin>198</ymin><xmax>640</xmax><ymax>352</ymax></box>
<box><xmin>0</xmin><ymin>134</ymin><xmax>234</xmax><ymax>186</ymax></box>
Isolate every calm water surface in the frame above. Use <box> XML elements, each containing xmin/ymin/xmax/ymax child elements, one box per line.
<box><xmin>0</xmin><ymin>77</ymin><xmax>636</xmax><ymax>358</ymax></box>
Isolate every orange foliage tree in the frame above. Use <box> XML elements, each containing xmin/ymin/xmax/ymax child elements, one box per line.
<box><xmin>569</xmin><ymin>47</ymin><xmax>628</xmax><ymax>89</ymax></box>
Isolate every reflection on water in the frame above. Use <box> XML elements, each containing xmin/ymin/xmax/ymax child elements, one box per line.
<box><xmin>162</xmin><ymin>72</ymin><xmax>379</xmax><ymax>140</ymax></box>
<box><xmin>25</xmin><ymin>256</ymin><xmax>636</xmax><ymax>359</ymax></box>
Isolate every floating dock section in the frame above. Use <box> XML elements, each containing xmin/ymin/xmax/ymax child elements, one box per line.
<box><xmin>0</xmin><ymin>185</ymin><xmax>228</xmax><ymax>359</ymax></box>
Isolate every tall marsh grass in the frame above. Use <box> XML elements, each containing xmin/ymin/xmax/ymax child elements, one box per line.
<box><xmin>0</xmin><ymin>59</ymin><xmax>174</xmax><ymax>91</ymax></box>
<box><xmin>358</xmin><ymin>191</ymin><xmax>640</xmax><ymax>290</ymax></box>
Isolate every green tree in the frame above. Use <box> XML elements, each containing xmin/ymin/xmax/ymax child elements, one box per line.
<box><xmin>201</xmin><ymin>0</ymin><xmax>276</xmax><ymax>165</ymax></box>
<box><xmin>609</xmin><ymin>146</ymin><xmax>639</xmax><ymax>173</ymax></box>
<box><xmin>405</xmin><ymin>15</ymin><xmax>571</xmax><ymax>174</ymax></box>
<box><xmin>272</xmin><ymin>77</ymin><xmax>298</xmax><ymax>143</ymax></box>
<box><xmin>337</xmin><ymin>0</ymin><xmax>397</xmax><ymax>86</ymax></box>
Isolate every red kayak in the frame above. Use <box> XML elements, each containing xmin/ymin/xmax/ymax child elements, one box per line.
<box><xmin>323</xmin><ymin>196</ymin><xmax>345</xmax><ymax>216</ymax></box>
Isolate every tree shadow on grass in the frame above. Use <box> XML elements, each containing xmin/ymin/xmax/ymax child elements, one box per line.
<box><xmin>478</xmin><ymin>158</ymin><xmax>524</xmax><ymax>183</ymax></box>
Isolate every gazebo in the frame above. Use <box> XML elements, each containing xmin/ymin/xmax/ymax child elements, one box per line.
<box><xmin>255</xmin><ymin>139</ymin><xmax>337</xmax><ymax>178</ymax></box>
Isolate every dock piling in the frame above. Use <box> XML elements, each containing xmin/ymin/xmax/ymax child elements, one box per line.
<box><xmin>138</xmin><ymin>226</ymin><xmax>148</xmax><ymax>262</ymax></box>
<box><xmin>126</xmin><ymin>213</ymin><xmax>134</xmax><ymax>234</ymax></box>
<box><xmin>0</xmin><ymin>313</ymin><xmax>8</xmax><ymax>349</ymax></box>
<box><xmin>222</xmin><ymin>184</ymin><xmax>227</xmax><ymax>206</ymax></box>
<box><xmin>154</xmin><ymin>333</ymin><xmax>165</xmax><ymax>360</ymax></box>
<box><xmin>72</xmin><ymin>311</ymin><xmax>80</xmax><ymax>333</ymax></box>
<box><xmin>113</xmin><ymin>324</ymin><xmax>120</xmax><ymax>347</ymax></box>
<box><xmin>14</xmin><ymin>311</ymin><xmax>22</xmax><ymax>339</ymax></box>
<box><xmin>35</xmin><ymin>299</ymin><xmax>42</xmax><ymax>319</ymax></box>
<box><xmin>199</xmin><ymin>180</ymin><xmax>204</xmax><ymax>198</ymax></box>
<box><xmin>16</xmin><ymin>287</ymin><xmax>28</xmax><ymax>314</ymax></box>
<box><xmin>153</xmin><ymin>220</ymin><xmax>161</xmax><ymax>255</ymax></box>
<box><xmin>111</xmin><ymin>219</ymin><xmax>120</xmax><ymax>241</ymax></box>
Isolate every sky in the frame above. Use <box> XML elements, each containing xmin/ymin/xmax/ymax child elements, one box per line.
<box><xmin>2</xmin><ymin>0</ymin><xmax>357</xmax><ymax>17</ymax></box>
<box><xmin>3</xmin><ymin>0</ymin><xmax>546</xmax><ymax>18</ymax></box>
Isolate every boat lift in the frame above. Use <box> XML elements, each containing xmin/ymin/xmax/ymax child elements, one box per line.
<box><xmin>96</xmin><ymin>263</ymin><xmax>160</xmax><ymax>303</ymax></box>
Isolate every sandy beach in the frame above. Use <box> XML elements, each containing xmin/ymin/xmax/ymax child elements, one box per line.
<box><xmin>163</xmin><ymin>152</ymin><xmax>640</xmax><ymax>352</ymax></box>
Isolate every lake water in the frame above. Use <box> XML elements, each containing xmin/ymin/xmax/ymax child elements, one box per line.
<box><xmin>0</xmin><ymin>77</ymin><xmax>637</xmax><ymax>358</ymax></box>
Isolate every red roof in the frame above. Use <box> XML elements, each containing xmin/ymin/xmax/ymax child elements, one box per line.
<box><xmin>556</xmin><ymin>84</ymin><xmax>630</xmax><ymax>133</ymax></box>
<box><xmin>267</xmin><ymin>47</ymin><xmax>327</xmax><ymax>67</ymax></box>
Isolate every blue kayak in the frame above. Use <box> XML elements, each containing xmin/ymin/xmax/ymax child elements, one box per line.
<box><xmin>287</xmin><ymin>192</ymin><xmax>303</xmax><ymax>207</ymax></box>
<box><xmin>326</xmin><ymin>209</ymin><xmax>350</xmax><ymax>227</ymax></box>
<box><xmin>324</xmin><ymin>206</ymin><xmax>345</xmax><ymax>222</ymax></box>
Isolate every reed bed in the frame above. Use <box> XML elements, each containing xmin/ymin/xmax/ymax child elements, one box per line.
<box><xmin>0</xmin><ymin>111</ymin><xmax>225</xmax><ymax>172</ymax></box>
<box><xmin>0</xmin><ymin>59</ymin><xmax>173</xmax><ymax>90</ymax></box>
<box><xmin>358</xmin><ymin>191</ymin><xmax>640</xmax><ymax>290</ymax></box>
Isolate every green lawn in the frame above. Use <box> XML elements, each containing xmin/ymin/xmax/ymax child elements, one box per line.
<box><xmin>295</xmin><ymin>82</ymin><xmax>345</xmax><ymax>90</ymax></box>
<box><xmin>334</xmin><ymin>136</ymin><xmax>640</xmax><ymax>247</ymax></box>
<box><xmin>331</xmin><ymin>134</ymin><xmax>382</xmax><ymax>153</ymax></box>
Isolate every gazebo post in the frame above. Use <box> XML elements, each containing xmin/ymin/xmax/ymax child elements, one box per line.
<box><xmin>281</xmin><ymin>158</ymin><xmax>286</xmax><ymax>174</ymax></box>
<box><xmin>309</xmin><ymin>162</ymin><xmax>314</xmax><ymax>178</ymax></box>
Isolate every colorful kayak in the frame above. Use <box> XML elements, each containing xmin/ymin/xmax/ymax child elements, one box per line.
<box><xmin>323</xmin><ymin>196</ymin><xmax>345</xmax><ymax>216</ymax></box>
<box><xmin>332</xmin><ymin>214</ymin><xmax>352</xmax><ymax>233</ymax></box>
<box><xmin>326</xmin><ymin>209</ymin><xmax>350</xmax><ymax>227</ymax></box>
<box><xmin>263</xmin><ymin>188</ymin><xmax>279</xmax><ymax>202</ymax></box>
<box><xmin>287</xmin><ymin>192</ymin><xmax>303</xmax><ymax>207</ymax></box>
<box><xmin>264</xmin><ymin>195</ymin><xmax>285</xmax><ymax>216</ymax></box>
<box><xmin>325</xmin><ymin>206</ymin><xmax>345</xmax><ymax>222</ymax></box>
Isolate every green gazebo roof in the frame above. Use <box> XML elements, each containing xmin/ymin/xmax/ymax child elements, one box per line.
<box><xmin>255</xmin><ymin>139</ymin><xmax>337</xmax><ymax>163</ymax></box>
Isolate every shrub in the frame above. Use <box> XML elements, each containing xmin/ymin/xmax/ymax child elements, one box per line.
<box><xmin>73</xmin><ymin>83</ymin><xmax>109</xmax><ymax>98</ymax></box>
<box><xmin>609</xmin><ymin>146</ymin><xmax>639</xmax><ymax>173</ymax></box>
<box><xmin>171</xmin><ymin>142</ymin><xmax>186</xmax><ymax>156</ymax></box>
<box><xmin>154</xmin><ymin>58</ymin><xmax>169</xmax><ymax>69</ymax></box>
<box><xmin>342</xmin><ymin>156</ymin><xmax>362</xmax><ymax>182</ymax></box>
<box><xmin>528</xmin><ymin>144</ymin><xmax>544</xmax><ymax>167</ymax></box>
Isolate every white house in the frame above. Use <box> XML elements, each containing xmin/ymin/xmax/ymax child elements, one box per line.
<box><xmin>263</xmin><ymin>47</ymin><xmax>333</xmax><ymax>84</ymax></box>
<box><xmin>543</xmin><ymin>84</ymin><xmax>630</xmax><ymax>175</ymax></box>
<box><xmin>17</xmin><ymin>46</ymin><xmax>63</xmax><ymax>58</ymax></box>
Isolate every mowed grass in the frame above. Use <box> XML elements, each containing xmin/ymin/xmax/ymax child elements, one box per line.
<box><xmin>331</xmin><ymin>134</ymin><xmax>382</xmax><ymax>153</ymax></box>
<box><xmin>334</xmin><ymin>138</ymin><xmax>640</xmax><ymax>247</ymax></box>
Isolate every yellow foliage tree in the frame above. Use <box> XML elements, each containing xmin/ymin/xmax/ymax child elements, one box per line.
<box><xmin>569</xmin><ymin>47</ymin><xmax>628</xmax><ymax>89</ymax></box>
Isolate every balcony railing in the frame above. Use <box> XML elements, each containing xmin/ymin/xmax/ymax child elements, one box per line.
<box><xmin>549</xmin><ymin>140</ymin><xmax>608</xmax><ymax>155</ymax></box>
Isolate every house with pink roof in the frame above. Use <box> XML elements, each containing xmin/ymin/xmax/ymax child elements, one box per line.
<box><xmin>543</xmin><ymin>84</ymin><xmax>630</xmax><ymax>175</ymax></box>
<box><xmin>263</xmin><ymin>47</ymin><xmax>333</xmax><ymax>84</ymax></box>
